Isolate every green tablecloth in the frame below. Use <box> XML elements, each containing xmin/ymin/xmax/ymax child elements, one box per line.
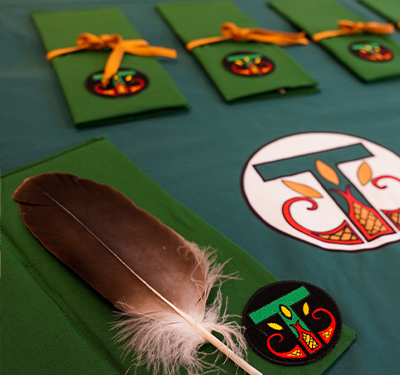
<box><xmin>2</xmin><ymin>0</ymin><xmax>400</xmax><ymax>374</ymax></box>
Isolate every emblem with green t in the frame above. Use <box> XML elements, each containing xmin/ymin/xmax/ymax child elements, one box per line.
<box><xmin>249</xmin><ymin>286</ymin><xmax>322</xmax><ymax>353</ymax></box>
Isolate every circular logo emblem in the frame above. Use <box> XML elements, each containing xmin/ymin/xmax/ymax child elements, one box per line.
<box><xmin>242</xmin><ymin>133</ymin><xmax>400</xmax><ymax>251</ymax></box>
<box><xmin>243</xmin><ymin>281</ymin><xmax>342</xmax><ymax>366</ymax></box>
<box><xmin>222</xmin><ymin>51</ymin><xmax>274</xmax><ymax>77</ymax></box>
<box><xmin>85</xmin><ymin>68</ymin><xmax>149</xmax><ymax>98</ymax></box>
<box><xmin>349</xmin><ymin>41</ymin><xmax>393</xmax><ymax>62</ymax></box>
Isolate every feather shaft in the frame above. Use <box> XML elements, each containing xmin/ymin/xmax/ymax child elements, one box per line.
<box><xmin>194</xmin><ymin>324</ymin><xmax>263</xmax><ymax>375</ymax></box>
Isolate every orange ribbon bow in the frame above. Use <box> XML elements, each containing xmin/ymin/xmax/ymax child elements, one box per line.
<box><xmin>312</xmin><ymin>20</ymin><xmax>394</xmax><ymax>42</ymax></box>
<box><xmin>186</xmin><ymin>22</ymin><xmax>309</xmax><ymax>51</ymax></box>
<box><xmin>47</xmin><ymin>33</ymin><xmax>177</xmax><ymax>87</ymax></box>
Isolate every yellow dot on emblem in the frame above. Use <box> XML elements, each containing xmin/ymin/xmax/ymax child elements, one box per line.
<box><xmin>303</xmin><ymin>302</ymin><xmax>310</xmax><ymax>316</ymax></box>
<box><xmin>125</xmin><ymin>75</ymin><xmax>132</xmax><ymax>81</ymax></box>
<box><xmin>280</xmin><ymin>304</ymin><xmax>292</xmax><ymax>319</ymax></box>
<box><xmin>113</xmin><ymin>75</ymin><xmax>119</xmax><ymax>80</ymax></box>
<box><xmin>244</xmin><ymin>56</ymin><xmax>250</xmax><ymax>62</ymax></box>
<box><xmin>267</xmin><ymin>322</ymin><xmax>283</xmax><ymax>331</ymax></box>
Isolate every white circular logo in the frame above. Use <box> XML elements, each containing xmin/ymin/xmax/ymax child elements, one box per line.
<box><xmin>242</xmin><ymin>133</ymin><xmax>400</xmax><ymax>251</ymax></box>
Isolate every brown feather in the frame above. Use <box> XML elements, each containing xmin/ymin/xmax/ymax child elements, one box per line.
<box><xmin>13</xmin><ymin>173</ymin><xmax>260</xmax><ymax>375</ymax></box>
<box><xmin>13</xmin><ymin>173</ymin><xmax>206</xmax><ymax>315</ymax></box>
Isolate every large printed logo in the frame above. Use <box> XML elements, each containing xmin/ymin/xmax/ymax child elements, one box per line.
<box><xmin>242</xmin><ymin>133</ymin><xmax>400</xmax><ymax>251</ymax></box>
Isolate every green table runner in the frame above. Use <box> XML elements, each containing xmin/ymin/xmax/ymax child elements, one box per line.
<box><xmin>360</xmin><ymin>0</ymin><xmax>400</xmax><ymax>29</ymax></box>
<box><xmin>32</xmin><ymin>8</ymin><xmax>189</xmax><ymax>127</ymax></box>
<box><xmin>269</xmin><ymin>0</ymin><xmax>400</xmax><ymax>82</ymax></box>
<box><xmin>157</xmin><ymin>1</ymin><xmax>319</xmax><ymax>102</ymax></box>
<box><xmin>1</xmin><ymin>138</ymin><xmax>354</xmax><ymax>375</ymax></box>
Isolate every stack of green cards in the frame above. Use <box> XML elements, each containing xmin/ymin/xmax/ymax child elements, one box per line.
<box><xmin>269</xmin><ymin>0</ymin><xmax>400</xmax><ymax>82</ymax></box>
<box><xmin>157</xmin><ymin>1</ymin><xmax>319</xmax><ymax>101</ymax></box>
<box><xmin>32</xmin><ymin>8</ymin><xmax>189</xmax><ymax>127</ymax></box>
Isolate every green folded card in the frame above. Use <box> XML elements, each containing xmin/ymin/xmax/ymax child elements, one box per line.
<box><xmin>360</xmin><ymin>0</ymin><xmax>400</xmax><ymax>29</ymax></box>
<box><xmin>269</xmin><ymin>0</ymin><xmax>400</xmax><ymax>82</ymax></box>
<box><xmin>157</xmin><ymin>1</ymin><xmax>319</xmax><ymax>102</ymax></box>
<box><xmin>32</xmin><ymin>8</ymin><xmax>189</xmax><ymax>127</ymax></box>
<box><xmin>1</xmin><ymin>137</ymin><xmax>355</xmax><ymax>375</ymax></box>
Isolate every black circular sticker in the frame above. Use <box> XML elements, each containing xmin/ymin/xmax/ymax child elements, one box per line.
<box><xmin>243</xmin><ymin>281</ymin><xmax>342</xmax><ymax>366</ymax></box>
<box><xmin>349</xmin><ymin>41</ymin><xmax>393</xmax><ymax>62</ymax></box>
<box><xmin>222</xmin><ymin>51</ymin><xmax>274</xmax><ymax>77</ymax></box>
<box><xmin>85</xmin><ymin>67</ymin><xmax>149</xmax><ymax>98</ymax></box>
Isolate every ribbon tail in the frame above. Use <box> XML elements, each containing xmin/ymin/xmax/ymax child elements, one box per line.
<box><xmin>125</xmin><ymin>46</ymin><xmax>177</xmax><ymax>59</ymax></box>
<box><xmin>312</xmin><ymin>30</ymin><xmax>348</xmax><ymax>42</ymax></box>
<box><xmin>46</xmin><ymin>46</ymin><xmax>86</xmax><ymax>61</ymax></box>
<box><xmin>186</xmin><ymin>36</ymin><xmax>230</xmax><ymax>51</ymax></box>
<box><xmin>365</xmin><ymin>25</ymin><xmax>395</xmax><ymax>34</ymax></box>
<box><xmin>251</xmin><ymin>30</ymin><xmax>309</xmax><ymax>46</ymax></box>
<box><xmin>247</xmin><ymin>35</ymin><xmax>308</xmax><ymax>46</ymax></box>
<box><xmin>102</xmin><ymin>43</ymin><xmax>125</xmax><ymax>87</ymax></box>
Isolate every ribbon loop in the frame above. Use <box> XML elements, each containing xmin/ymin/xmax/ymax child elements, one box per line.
<box><xmin>47</xmin><ymin>33</ymin><xmax>177</xmax><ymax>87</ymax></box>
<box><xmin>221</xmin><ymin>23</ymin><xmax>251</xmax><ymax>42</ymax></box>
<box><xmin>312</xmin><ymin>20</ymin><xmax>394</xmax><ymax>42</ymax></box>
<box><xmin>76</xmin><ymin>33</ymin><xmax>108</xmax><ymax>49</ymax></box>
<box><xmin>186</xmin><ymin>22</ymin><xmax>309</xmax><ymax>51</ymax></box>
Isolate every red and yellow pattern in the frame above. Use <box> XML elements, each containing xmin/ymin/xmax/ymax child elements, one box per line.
<box><xmin>282</xmin><ymin>197</ymin><xmax>363</xmax><ymax>244</ymax></box>
<box><xmin>267</xmin><ymin>333</ymin><xmax>307</xmax><ymax>359</ymax></box>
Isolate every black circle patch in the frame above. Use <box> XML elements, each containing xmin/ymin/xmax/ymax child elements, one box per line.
<box><xmin>85</xmin><ymin>67</ymin><xmax>149</xmax><ymax>98</ymax></box>
<box><xmin>222</xmin><ymin>51</ymin><xmax>274</xmax><ymax>77</ymax></box>
<box><xmin>243</xmin><ymin>281</ymin><xmax>342</xmax><ymax>366</ymax></box>
<box><xmin>349</xmin><ymin>41</ymin><xmax>393</xmax><ymax>62</ymax></box>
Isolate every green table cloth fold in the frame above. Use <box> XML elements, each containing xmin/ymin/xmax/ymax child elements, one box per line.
<box><xmin>269</xmin><ymin>0</ymin><xmax>400</xmax><ymax>82</ymax></box>
<box><xmin>1</xmin><ymin>137</ymin><xmax>354</xmax><ymax>375</ymax></box>
<box><xmin>157</xmin><ymin>1</ymin><xmax>319</xmax><ymax>102</ymax></box>
<box><xmin>32</xmin><ymin>8</ymin><xmax>189</xmax><ymax>127</ymax></box>
<box><xmin>360</xmin><ymin>0</ymin><xmax>400</xmax><ymax>29</ymax></box>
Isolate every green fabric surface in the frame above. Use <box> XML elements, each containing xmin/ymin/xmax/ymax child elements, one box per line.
<box><xmin>360</xmin><ymin>0</ymin><xmax>400</xmax><ymax>27</ymax></box>
<box><xmin>1</xmin><ymin>137</ymin><xmax>355</xmax><ymax>375</ymax></box>
<box><xmin>32</xmin><ymin>8</ymin><xmax>189</xmax><ymax>127</ymax></box>
<box><xmin>269</xmin><ymin>0</ymin><xmax>400</xmax><ymax>82</ymax></box>
<box><xmin>157</xmin><ymin>1</ymin><xmax>319</xmax><ymax>101</ymax></box>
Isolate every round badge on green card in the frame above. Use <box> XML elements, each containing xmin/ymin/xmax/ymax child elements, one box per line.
<box><xmin>85</xmin><ymin>67</ymin><xmax>149</xmax><ymax>97</ymax></box>
<box><xmin>243</xmin><ymin>281</ymin><xmax>342</xmax><ymax>366</ymax></box>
